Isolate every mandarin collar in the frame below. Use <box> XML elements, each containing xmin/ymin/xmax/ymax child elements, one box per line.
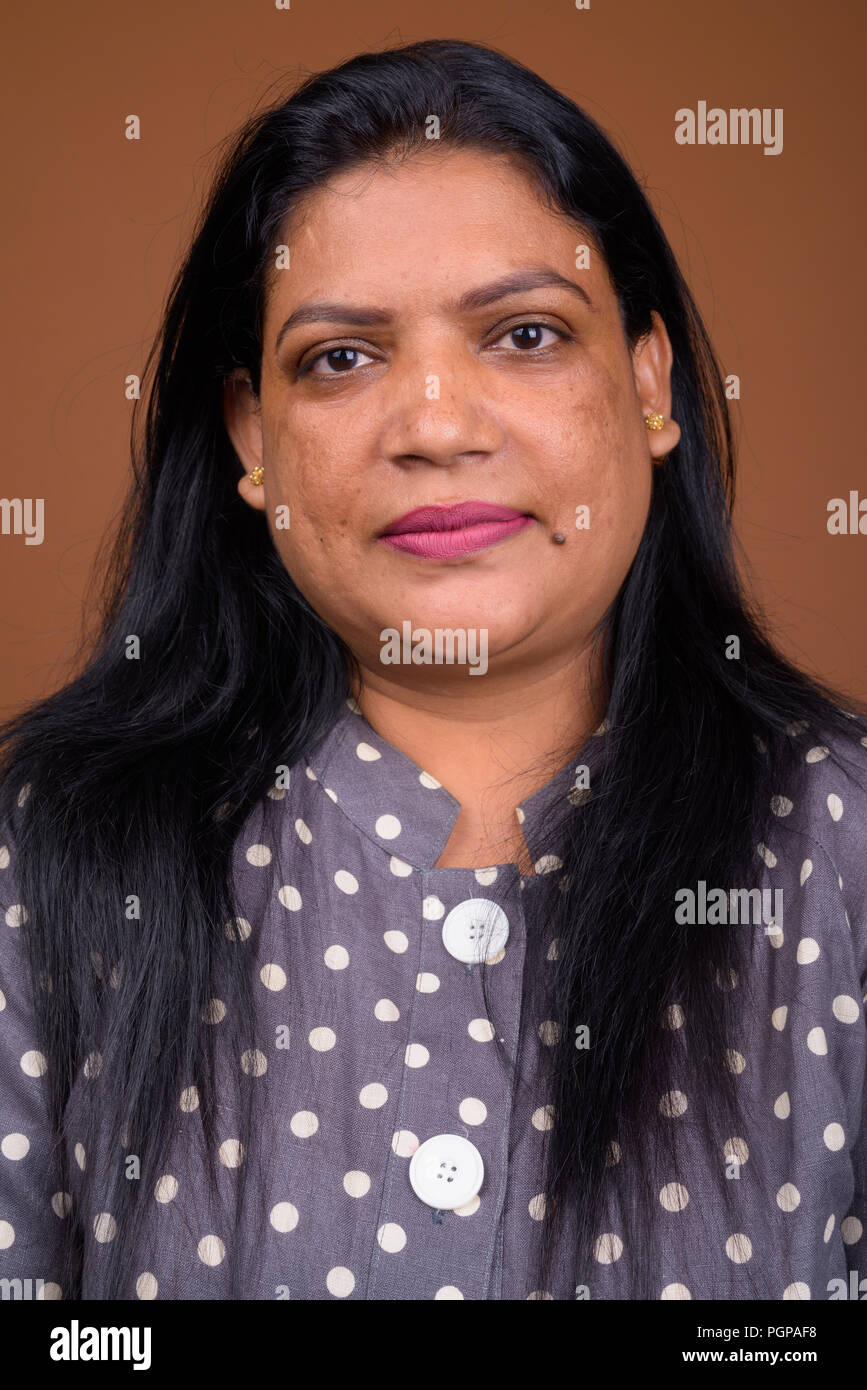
<box><xmin>301</xmin><ymin>696</ymin><xmax>608</xmax><ymax>872</ymax></box>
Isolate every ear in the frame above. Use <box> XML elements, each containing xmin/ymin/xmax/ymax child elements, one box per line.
<box><xmin>631</xmin><ymin>311</ymin><xmax>682</xmax><ymax>462</ymax></box>
<box><xmin>222</xmin><ymin>369</ymin><xmax>266</xmax><ymax>512</ymax></box>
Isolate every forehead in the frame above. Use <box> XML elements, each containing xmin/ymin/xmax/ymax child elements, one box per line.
<box><xmin>264</xmin><ymin>147</ymin><xmax>612</xmax><ymax>315</ymax></box>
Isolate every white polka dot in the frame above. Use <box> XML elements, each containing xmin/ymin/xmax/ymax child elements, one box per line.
<box><xmin>374</xmin><ymin>999</ymin><xmax>400</xmax><ymax>1022</ymax></box>
<box><xmin>661</xmin><ymin>1004</ymin><xmax>685</xmax><ymax>1030</ymax></box>
<box><xmin>772</xmin><ymin>1005</ymin><xmax>788</xmax><ymax>1031</ymax></box>
<box><xmin>807</xmin><ymin>1027</ymin><xmax>828</xmax><ymax>1055</ymax></box>
<box><xmin>93</xmin><ymin>1212</ymin><xmax>117</xmax><ymax>1243</ymax></box>
<box><xmin>823</xmin><ymin>1122</ymin><xmax>845</xmax><ymax>1151</ymax></box>
<box><xmin>535</xmin><ymin>855</ymin><xmax>563</xmax><ymax>874</ymax></box>
<box><xmin>774</xmin><ymin>1091</ymin><xmax>790</xmax><ymax>1119</ymax></box>
<box><xmin>5</xmin><ymin>904</ymin><xmax>27</xmax><ymax>928</ymax></box>
<box><xmin>305</xmin><ymin>764</ymin><xmax>317</xmax><ymax>779</ymax></box>
<box><xmin>757</xmin><ymin>843</ymin><xmax>777</xmax><ymax>867</ymax></box>
<box><xmin>474</xmin><ymin>867</ymin><xmax>498</xmax><ymax>886</ymax></box>
<box><xmin>197</xmin><ymin>1234</ymin><xmax>226</xmax><ymax>1266</ymax></box>
<box><xmin>715</xmin><ymin>967</ymin><xmax>738</xmax><ymax>991</ymax></box>
<box><xmin>51</xmin><ymin>1192</ymin><xmax>71</xmax><ymax>1218</ymax></box>
<box><xmin>278</xmin><ymin>885</ymin><xmax>302</xmax><ymax>911</ymax></box>
<box><xmin>309</xmin><ymin>1026</ymin><xmax>336</xmax><ymax>1052</ymax></box>
<box><xmin>532</xmin><ymin>1104</ymin><xmax>555</xmax><ymax>1131</ymax></box>
<box><xmin>0</xmin><ymin>988</ymin><xmax>5</xmax><ymax>1011</ymax></box>
<box><xmin>797</xmin><ymin>938</ymin><xmax>820</xmax><ymax>964</ymax></box>
<box><xmin>1</xmin><ymin>1133</ymin><xmax>30</xmax><ymax>1160</ymax></box>
<box><xmin>659</xmin><ymin>1091</ymin><xmax>688</xmax><ymax>1118</ymax></box>
<box><xmin>324</xmin><ymin>944</ymin><xmax>349</xmax><ymax>970</ymax></box>
<box><xmin>200</xmin><ymin>998</ymin><xmax>226</xmax><ymax>1024</ymax></box>
<box><xmin>724</xmin><ymin>1136</ymin><xmax>750</xmax><ymax>1165</ymax></box>
<box><xmin>377</xmin><ymin>1222</ymin><xmax>406</xmax><ymax>1253</ymax></box>
<box><xmin>20</xmin><ymin>1050</ymin><xmax>47</xmax><ymax>1077</ymax></box>
<box><xmin>83</xmin><ymin>1051</ymin><xmax>102</xmax><ymax>1080</ymax></box>
<box><xmin>180</xmin><ymin>1086</ymin><xmax>199</xmax><ymax>1112</ymax></box>
<box><xmin>326</xmin><ymin>1266</ymin><xmax>355</xmax><ymax>1297</ymax></box>
<box><xmin>225</xmin><ymin>917</ymin><xmax>252</xmax><ymax>942</ymax></box>
<box><xmin>359</xmin><ymin>1083</ymin><xmax>388</xmax><ymax>1109</ymax></box>
<box><xmin>334</xmin><ymin>870</ymin><xmax>358</xmax><ymax>895</ymax></box>
<box><xmin>459</xmin><ymin>1097</ymin><xmax>487</xmax><ymax>1125</ymax></box>
<box><xmin>468</xmin><ymin>1017</ymin><xmax>496</xmax><ymax>1042</ymax></box>
<box><xmin>771</xmin><ymin>795</ymin><xmax>793</xmax><ymax>816</ymax></box>
<box><xmin>434</xmin><ymin>1285</ymin><xmax>464</xmax><ymax>1299</ymax></box>
<box><xmin>526</xmin><ymin>1290</ymin><xmax>554</xmax><ymax>1300</ymax></box>
<box><xmin>783</xmin><ymin>1282</ymin><xmax>810</xmax><ymax>1299</ymax></box>
<box><xmin>606</xmin><ymin>1140</ymin><xmax>622</xmax><ymax>1166</ymax></box>
<box><xmin>391</xmin><ymin>1130</ymin><xmax>418</xmax><ymax>1157</ymax></box>
<box><xmin>355</xmin><ymin>741</ymin><xmax>381</xmax><ymax>761</ymax></box>
<box><xmin>659</xmin><ymin>1182</ymin><xmax>689</xmax><ymax>1212</ymax></box>
<box><xmin>404</xmin><ymin>1043</ymin><xmax>429</xmax><ymax>1068</ymax></box>
<box><xmin>154</xmin><ymin>1175</ymin><xmax>178</xmax><ymax>1203</ymax></box>
<box><xmin>777</xmin><ymin>1183</ymin><xmax>801</xmax><ymax>1211</ymax></box>
<box><xmin>241</xmin><ymin>1049</ymin><xmax>267</xmax><ymax>1076</ymax></box>
<box><xmin>528</xmin><ymin>1193</ymin><xmax>546</xmax><ymax>1220</ymax></box>
<box><xmin>74</xmin><ymin>1143</ymin><xmax>86</xmax><ymax>1170</ymax></box>
<box><xmin>260</xmin><ymin>963</ymin><xmax>287</xmax><ymax>991</ymax></box>
<box><xmin>827</xmin><ymin>793</ymin><xmax>844</xmax><ymax>821</ymax></box>
<box><xmin>422</xmin><ymin>896</ymin><xmax>445</xmax><ymax>920</ymax></box>
<box><xmin>270</xmin><ymin>1202</ymin><xmax>299</xmax><ymax>1232</ymax></box>
<box><xmin>343</xmin><ymin>1171</ymin><xmax>370</xmax><ymax>1198</ymax></box>
<box><xmin>832</xmin><ymin>995</ymin><xmax>859</xmax><ymax>1023</ymax></box>
<box><xmin>374</xmin><ymin>814</ymin><xmax>401</xmax><ymax>839</ymax></box>
<box><xmin>383</xmin><ymin>930</ymin><xmax>408</xmax><ymax>954</ymax></box>
<box><xmin>0</xmin><ymin>845</ymin><xmax>9</xmax><ymax>869</ymax></box>
<box><xmin>218</xmin><ymin>1139</ymin><xmax>244</xmax><ymax>1168</ymax></box>
<box><xmin>295</xmin><ymin>819</ymin><xmax>312</xmax><ymax>844</ymax></box>
<box><xmin>806</xmin><ymin>746</ymin><xmax>829</xmax><ymax>763</ymax></box>
<box><xmin>389</xmin><ymin>856</ymin><xmax>413</xmax><ymax>877</ymax></box>
<box><xmin>0</xmin><ymin>1220</ymin><xmax>14</xmax><ymax>1249</ymax></box>
<box><xmin>245</xmin><ymin>843</ymin><xmax>272</xmax><ymax>866</ymax></box>
<box><xmin>725</xmin><ymin>1049</ymin><xmax>746</xmax><ymax>1074</ymax></box>
<box><xmin>823</xmin><ymin>1214</ymin><xmax>835</xmax><ymax>1242</ymax></box>
<box><xmin>725</xmin><ymin>1233</ymin><xmax>752</xmax><ymax>1263</ymax></box>
<box><xmin>841</xmin><ymin>1216</ymin><xmax>863</xmax><ymax>1244</ymax></box>
<box><xmin>136</xmin><ymin>1272</ymin><xmax>158</xmax><ymax>1299</ymax></box>
<box><xmin>289</xmin><ymin>1111</ymin><xmax>319</xmax><ymax>1137</ymax></box>
<box><xmin>416</xmin><ymin>973</ymin><xmax>440</xmax><ymax>993</ymax></box>
<box><xmin>767</xmin><ymin>922</ymin><xmax>784</xmax><ymax>947</ymax></box>
<box><xmin>593</xmin><ymin>1233</ymin><xmax>623</xmax><ymax>1263</ymax></box>
<box><xmin>546</xmin><ymin>938</ymin><xmax>561</xmax><ymax>961</ymax></box>
<box><xmin>799</xmin><ymin>859</ymin><xmax>813</xmax><ymax>885</ymax></box>
<box><xmin>660</xmin><ymin>1283</ymin><xmax>692</xmax><ymax>1299</ymax></box>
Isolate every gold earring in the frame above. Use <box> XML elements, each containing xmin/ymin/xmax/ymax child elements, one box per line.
<box><xmin>249</xmin><ymin>466</ymin><xmax>264</xmax><ymax>486</ymax></box>
<box><xmin>644</xmin><ymin>412</ymin><xmax>665</xmax><ymax>431</ymax></box>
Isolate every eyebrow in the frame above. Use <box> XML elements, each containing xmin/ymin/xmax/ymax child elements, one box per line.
<box><xmin>273</xmin><ymin>267</ymin><xmax>596</xmax><ymax>355</ymax></box>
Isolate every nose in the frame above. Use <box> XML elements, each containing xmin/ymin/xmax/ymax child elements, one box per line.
<box><xmin>377</xmin><ymin>340</ymin><xmax>505</xmax><ymax>469</ymax></box>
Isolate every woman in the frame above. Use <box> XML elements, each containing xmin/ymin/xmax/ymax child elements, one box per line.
<box><xmin>0</xmin><ymin>38</ymin><xmax>865</xmax><ymax>1302</ymax></box>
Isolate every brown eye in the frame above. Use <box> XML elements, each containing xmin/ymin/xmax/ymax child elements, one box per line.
<box><xmin>494</xmin><ymin>322</ymin><xmax>565</xmax><ymax>351</ymax></box>
<box><xmin>303</xmin><ymin>346</ymin><xmax>376</xmax><ymax>377</ymax></box>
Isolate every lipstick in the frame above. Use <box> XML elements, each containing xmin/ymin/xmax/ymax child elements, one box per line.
<box><xmin>379</xmin><ymin>500</ymin><xmax>535</xmax><ymax>560</ymax></box>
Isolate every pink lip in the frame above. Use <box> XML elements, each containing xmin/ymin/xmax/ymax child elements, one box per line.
<box><xmin>379</xmin><ymin>500</ymin><xmax>535</xmax><ymax>560</ymax></box>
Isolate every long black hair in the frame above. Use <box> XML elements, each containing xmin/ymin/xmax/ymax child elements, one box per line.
<box><xmin>2</xmin><ymin>37</ymin><xmax>865</xmax><ymax>1300</ymax></box>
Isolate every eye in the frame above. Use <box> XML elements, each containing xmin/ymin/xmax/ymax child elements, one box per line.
<box><xmin>493</xmin><ymin>322</ymin><xmax>565</xmax><ymax>351</ymax></box>
<box><xmin>302</xmin><ymin>345</ymin><xmax>377</xmax><ymax>377</ymax></box>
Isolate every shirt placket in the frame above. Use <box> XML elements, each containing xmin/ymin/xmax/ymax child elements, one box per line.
<box><xmin>366</xmin><ymin>864</ymin><xmax>527</xmax><ymax>1301</ymax></box>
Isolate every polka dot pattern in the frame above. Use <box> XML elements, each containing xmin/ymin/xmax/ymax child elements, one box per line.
<box><xmin>0</xmin><ymin>702</ymin><xmax>865</xmax><ymax>1302</ymax></box>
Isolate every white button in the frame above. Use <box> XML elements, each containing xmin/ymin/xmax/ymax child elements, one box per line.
<box><xmin>441</xmin><ymin>898</ymin><xmax>509</xmax><ymax>963</ymax></box>
<box><xmin>409</xmin><ymin>1134</ymin><xmax>485</xmax><ymax>1210</ymax></box>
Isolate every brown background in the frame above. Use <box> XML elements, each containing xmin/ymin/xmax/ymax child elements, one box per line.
<box><xmin>2</xmin><ymin>0</ymin><xmax>865</xmax><ymax>716</ymax></box>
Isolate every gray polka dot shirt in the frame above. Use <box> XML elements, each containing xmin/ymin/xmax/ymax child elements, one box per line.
<box><xmin>1</xmin><ymin>699</ymin><xmax>865</xmax><ymax>1299</ymax></box>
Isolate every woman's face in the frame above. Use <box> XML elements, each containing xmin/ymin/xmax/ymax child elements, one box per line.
<box><xmin>224</xmin><ymin>147</ymin><xmax>679</xmax><ymax>690</ymax></box>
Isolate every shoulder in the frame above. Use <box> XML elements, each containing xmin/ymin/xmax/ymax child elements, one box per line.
<box><xmin>768</xmin><ymin>722</ymin><xmax>867</xmax><ymax>980</ymax></box>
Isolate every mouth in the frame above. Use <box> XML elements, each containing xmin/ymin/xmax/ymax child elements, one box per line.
<box><xmin>378</xmin><ymin>500</ymin><xmax>536</xmax><ymax>560</ymax></box>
